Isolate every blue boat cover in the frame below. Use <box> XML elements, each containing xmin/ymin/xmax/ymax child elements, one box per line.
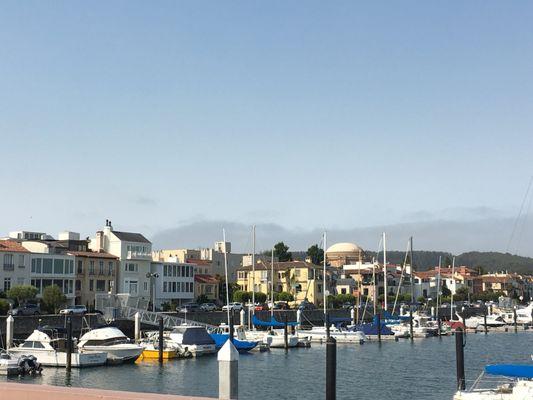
<box><xmin>485</xmin><ymin>364</ymin><xmax>533</xmax><ymax>378</ymax></box>
<box><xmin>252</xmin><ymin>315</ymin><xmax>298</xmax><ymax>327</ymax></box>
<box><xmin>209</xmin><ymin>333</ymin><xmax>258</xmax><ymax>352</ymax></box>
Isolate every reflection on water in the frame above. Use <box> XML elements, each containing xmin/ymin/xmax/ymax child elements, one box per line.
<box><xmin>8</xmin><ymin>332</ymin><xmax>533</xmax><ymax>400</ymax></box>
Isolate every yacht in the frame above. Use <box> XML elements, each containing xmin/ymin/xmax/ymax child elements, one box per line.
<box><xmin>78</xmin><ymin>327</ymin><xmax>143</xmax><ymax>364</ymax></box>
<box><xmin>298</xmin><ymin>325</ymin><xmax>366</xmax><ymax>344</ymax></box>
<box><xmin>9</xmin><ymin>328</ymin><xmax>107</xmax><ymax>367</ymax></box>
<box><xmin>460</xmin><ymin>314</ymin><xmax>507</xmax><ymax>330</ymax></box>
<box><xmin>166</xmin><ymin>325</ymin><xmax>216</xmax><ymax>356</ymax></box>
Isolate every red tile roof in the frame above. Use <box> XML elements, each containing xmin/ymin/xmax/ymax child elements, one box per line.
<box><xmin>195</xmin><ymin>274</ymin><xmax>219</xmax><ymax>284</ymax></box>
<box><xmin>187</xmin><ymin>259</ymin><xmax>211</xmax><ymax>265</ymax></box>
<box><xmin>67</xmin><ymin>251</ymin><xmax>118</xmax><ymax>259</ymax></box>
<box><xmin>0</xmin><ymin>240</ymin><xmax>30</xmax><ymax>253</ymax></box>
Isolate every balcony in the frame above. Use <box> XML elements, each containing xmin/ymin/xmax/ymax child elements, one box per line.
<box><xmin>3</xmin><ymin>264</ymin><xmax>14</xmax><ymax>271</ymax></box>
<box><xmin>126</xmin><ymin>251</ymin><xmax>152</xmax><ymax>261</ymax></box>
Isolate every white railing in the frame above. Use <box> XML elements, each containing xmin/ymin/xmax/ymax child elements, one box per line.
<box><xmin>126</xmin><ymin>251</ymin><xmax>152</xmax><ymax>260</ymax></box>
<box><xmin>120</xmin><ymin>306</ymin><xmax>216</xmax><ymax>330</ymax></box>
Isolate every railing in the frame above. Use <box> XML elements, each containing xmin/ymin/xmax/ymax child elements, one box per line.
<box><xmin>127</xmin><ymin>251</ymin><xmax>152</xmax><ymax>260</ymax></box>
<box><xmin>120</xmin><ymin>306</ymin><xmax>216</xmax><ymax>330</ymax></box>
<box><xmin>3</xmin><ymin>264</ymin><xmax>14</xmax><ymax>271</ymax></box>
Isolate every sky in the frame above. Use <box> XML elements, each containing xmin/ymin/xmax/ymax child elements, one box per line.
<box><xmin>1</xmin><ymin>2</ymin><xmax>532</xmax><ymax>254</ymax></box>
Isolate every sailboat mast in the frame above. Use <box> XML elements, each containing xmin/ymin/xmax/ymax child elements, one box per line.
<box><xmin>223</xmin><ymin>229</ymin><xmax>230</xmax><ymax>326</ymax></box>
<box><xmin>451</xmin><ymin>256</ymin><xmax>455</xmax><ymax>321</ymax></box>
<box><xmin>436</xmin><ymin>256</ymin><xmax>441</xmax><ymax>318</ymax></box>
<box><xmin>383</xmin><ymin>232</ymin><xmax>387</xmax><ymax>312</ymax></box>
<box><xmin>323</xmin><ymin>231</ymin><xmax>327</xmax><ymax>327</ymax></box>
<box><xmin>271</xmin><ymin>248</ymin><xmax>274</xmax><ymax>319</ymax></box>
<box><xmin>372</xmin><ymin>257</ymin><xmax>377</xmax><ymax>315</ymax></box>
<box><xmin>410</xmin><ymin>237</ymin><xmax>414</xmax><ymax>305</ymax></box>
<box><xmin>252</xmin><ymin>225</ymin><xmax>256</xmax><ymax>313</ymax></box>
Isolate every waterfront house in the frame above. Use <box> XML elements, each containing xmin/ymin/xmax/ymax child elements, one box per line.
<box><xmin>0</xmin><ymin>240</ymin><xmax>31</xmax><ymax>292</ymax></box>
<box><xmin>150</xmin><ymin>253</ymin><xmax>195</xmax><ymax>309</ymax></box>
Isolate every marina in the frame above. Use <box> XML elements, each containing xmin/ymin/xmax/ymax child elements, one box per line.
<box><xmin>4</xmin><ymin>330</ymin><xmax>531</xmax><ymax>400</ymax></box>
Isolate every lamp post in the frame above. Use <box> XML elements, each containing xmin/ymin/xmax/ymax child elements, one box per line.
<box><xmin>146</xmin><ymin>272</ymin><xmax>160</xmax><ymax>312</ymax></box>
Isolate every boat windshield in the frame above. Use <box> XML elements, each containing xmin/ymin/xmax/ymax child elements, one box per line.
<box><xmin>83</xmin><ymin>337</ymin><xmax>130</xmax><ymax>346</ymax></box>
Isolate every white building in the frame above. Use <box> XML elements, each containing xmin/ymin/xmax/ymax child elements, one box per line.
<box><xmin>150</xmin><ymin>258</ymin><xmax>195</xmax><ymax>309</ymax></box>
<box><xmin>0</xmin><ymin>240</ymin><xmax>31</xmax><ymax>292</ymax></box>
<box><xmin>89</xmin><ymin>221</ymin><xmax>152</xmax><ymax>301</ymax></box>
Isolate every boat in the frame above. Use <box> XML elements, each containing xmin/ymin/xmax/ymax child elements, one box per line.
<box><xmin>78</xmin><ymin>326</ymin><xmax>143</xmax><ymax>364</ymax></box>
<box><xmin>0</xmin><ymin>353</ymin><xmax>42</xmax><ymax>376</ymax></box>
<box><xmin>167</xmin><ymin>325</ymin><xmax>216</xmax><ymax>356</ymax></box>
<box><xmin>460</xmin><ymin>313</ymin><xmax>507</xmax><ymax>330</ymax></box>
<box><xmin>9</xmin><ymin>328</ymin><xmax>107</xmax><ymax>367</ymax></box>
<box><xmin>298</xmin><ymin>325</ymin><xmax>366</xmax><ymax>344</ymax></box>
<box><xmin>210</xmin><ymin>324</ymin><xmax>259</xmax><ymax>352</ymax></box>
<box><xmin>454</xmin><ymin>364</ymin><xmax>533</xmax><ymax>399</ymax></box>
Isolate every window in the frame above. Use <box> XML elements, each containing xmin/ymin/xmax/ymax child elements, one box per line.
<box><xmin>99</xmin><ymin>261</ymin><xmax>104</xmax><ymax>275</ymax></box>
<box><xmin>53</xmin><ymin>259</ymin><xmax>64</xmax><ymax>274</ymax></box>
<box><xmin>125</xmin><ymin>263</ymin><xmax>137</xmax><ymax>272</ymax></box>
<box><xmin>4</xmin><ymin>278</ymin><xmax>11</xmax><ymax>291</ymax></box>
<box><xmin>143</xmin><ymin>282</ymin><xmax>148</xmax><ymax>291</ymax></box>
<box><xmin>77</xmin><ymin>260</ymin><xmax>83</xmax><ymax>273</ymax></box>
<box><xmin>163</xmin><ymin>282</ymin><xmax>167</xmax><ymax>292</ymax></box>
<box><xmin>76</xmin><ymin>280</ymin><xmax>81</xmax><ymax>291</ymax></box>
<box><xmin>42</xmin><ymin>259</ymin><xmax>53</xmax><ymax>274</ymax></box>
<box><xmin>65</xmin><ymin>259</ymin><xmax>74</xmax><ymax>274</ymax></box>
<box><xmin>89</xmin><ymin>261</ymin><xmax>95</xmax><ymax>275</ymax></box>
<box><xmin>108</xmin><ymin>261</ymin><xmax>114</xmax><ymax>276</ymax></box>
<box><xmin>96</xmin><ymin>280</ymin><xmax>106</xmax><ymax>292</ymax></box>
<box><xmin>18</xmin><ymin>254</ymin><xmax>25</xmax><ymax>267</ymax></box>
<box><xmin>181</xmin><ymin>266</ymin><xmax>185</xmax><ymax>277</ymax></box>
<box><xmin>173</xmin><ymin>282</ymin><xmax>177</xmax><ymax>292</ymax></box>
<box><xmin>31</xmin><ymin>258</ymin><xmax>42</xmax><ymax>273</ymax></box>
<box><xmin>89</xmin><ymin>279</ymin><xmax>94</xmax><ymax>291</ymax></box>
<box><xmin>17</xmin><ymin>277</ymin><xmax>25</xmax><ymax>285</ymax></box>
<box><xmin>3</xmin><ymin>254</ymin><xmax>14</xmax><ymax>270</ymax></box>
<box><xmin>125</xmin><ymin>279</ymin><xmax>138</xmax><ymax>295</ymax></box>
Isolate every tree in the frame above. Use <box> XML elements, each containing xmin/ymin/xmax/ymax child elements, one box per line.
<box><xmin>6</xmin><ymin>285</ymin><xmax>38</xmax><ymax>306</ymax></box>
<box><xmin>254</xmin><ymin>292</ymin><xmax>267</xmax><ymax>303</ymax></box>
<box><xmin>274</xmin><ymin>292</ymin><xmax>294</xmax><ymax>302</ymax></box>
<box><xmin>273</xmin><ymin>242</ymin><xmax>292</xmax><ymax>262</ymax></box>
<box><xmin>41</xmin><ymin>285</ymin><xmax>67</xmax><ymax>314</ymax></box>
<box><xmin>0</xmin><ymin>299</ymin><xmax>9</xmax><ymax>315</ymax></box>
<box><xmin>441</xmin><ymin>280</ymin><xmax>452</xmax><ymax>297</ymax></box>
<box><xmin>232</xmin><ymin>290</ymin><xmax>251</xmax><ymax>303</ymax></box>
<box><xmin>454</xmin><ymin>287</ymin><xmax>469</xmax><ymax>301</ymax></box>
<box><xmin>307</xmin><ymin>244</ymin><xmax>324</xmax><ymax>265</ymax></box>
<box><xmin>196</xmin><ymin>294</ymin><xmax>209</xmax><ymax>304</ymax></box>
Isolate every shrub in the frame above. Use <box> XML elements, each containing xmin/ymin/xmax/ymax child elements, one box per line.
<box><xmin>42</xmin><ymin>285</ymin><xmax>67</xmax><ymax>314</ymax></box>
<box><xmin>0</xmin><ymin>299</ymin><xmax>10</xmax><ymax>315</ymax></box>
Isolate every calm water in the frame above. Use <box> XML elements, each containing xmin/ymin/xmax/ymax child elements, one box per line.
<box><xmin>9</xmin><ymin>332</ymin><xmax>533</xmax><ymax>399</ymax></box>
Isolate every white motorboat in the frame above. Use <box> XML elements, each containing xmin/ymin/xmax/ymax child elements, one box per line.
<box><xmin>461</xmin><ymin>314</ymin><xmax>506</xmax><ymax>330</ymax></box>
<box><xmin>298</xmin><ymin>325</ymin><xmax>366</xmax><ymax>344</ymax></box>
<box><xmin>0</xmin><ymin>353</ymin><xmax>42</xmax><ymax>376</ymax></box>
<box><xmin>9</xmin><ymin>329</ymin><xmax>107</xmax><ymax>367</ymax></box>
<box><xmin>78</xmin><ymin>327</ymin><xmax>143</xmax><ymax>364</ymax></box>
<box><xmin>167</xmin><ymin>325</ymin><xmax>216</xmax><ymax>356</ymax></box>
<box><xmin>261</xmin><ymin>329</ymin><xmax>300</xmax><ymax>348</ymax></box>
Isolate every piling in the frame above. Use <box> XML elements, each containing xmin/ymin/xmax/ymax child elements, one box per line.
<box><xmin>134</xmin><ymin>312</ymin><xmax>141</xmax><ymax>342</ymax></box>
<box><xmin>283</xmin><ymin>315</ymin><xmax>289</xmax><ymax>349</ymax></box>
<box><xmin>218</xmin><ymin>340</ymin><xmax>239</xmax><ymax>400</ymax></box>
<box><xmin>350</xmin><ymin>307</ymin><xmax>355</xmax><ymax>325</ymax></box>
<box><xmin>455</xmin><ymin>327</ymin><xmax>466</xmax><ymax>391</ymax></box>
<box><xmin>6</xmin><ymin>315</ymin><xmax>13</xmax><ymax>349</ymax></box>
<box><xmin>158</xmin><ymin>316</ymin><xmax>164</xmax><ymax>363</ymax></box>
<box><xmin>66</xmin><ymin>316</ymin><xmax>73</xmax><ymax>371</ymax></box>
<box><xmin>296</xmin><ymin>309</ymin><xmax>302</xmax><ymax>328</ymax></box>
<box><xmin>437</xmin><ymin>316</ymin><xmax>441</xmax><ymax>337</ymax></box>
<box><xmin>461</xmin><ymin>307</ymin><xmax>466</xmax><ymax>335</ymax></box>
<box><xmin>409</xmin><ymin>308</ymin><xmax>414</xmax><ymax>341</ymax></box>
<box><xmin>239</xmin><ymin>309</ymin><xmax>245</xmax><ymax>327</ymax></box>
<box><xmin>431</xmin><ymin>306</ymin><xmax>435</xmax><ymax>320</ymax></box>
<box><xmin>326</xmin><ymin>335</ymin><xmax>337</xmax><ymax>400</ymax></box>
<box><xmin>513</xmin><ymin>307</ymin><xmax>518</xmax><ymax>333</ymax></box>
<box><xmin>229</xmin><ymin>311</ymin><xmax>235</xmax><ymax>344</ymax></box>
<box><xmin>376</xmin><ymin>313</ymin><xmax>382</xmax><ymax>342</ymax></box>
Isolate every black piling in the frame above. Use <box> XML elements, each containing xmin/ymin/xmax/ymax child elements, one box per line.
<box><xmin>461</xmin><ymin>308</ymin><xmax>466</xmax><ymax>335</ymax></box>
<box><xmin>455</xmin><ymin>327</ymin><xmax>466</xmax><ymax>391</ymax></box>
<box><xmin>284</xmin><ymin>314</ymin><xmax>289</xmax><ymax>350</ymax></box>
<box><xmin>229</xmin><ymin>310</ymin><xmax>235</xmax><ymax>344</ymax></box>
<box><xmin>409</xmin><ymin>308</ymin><xmax>414</xmax><ymax>341</ymax></box>
<box><xmin>513</xmin><ymin>308</ymin><xmax>518</xmax><ymax>333</ymax></box>
<box><xmin>158</xmin><ymin>316</ymin><xmax>164</xmax><ymax>363</ymax></box>
<box><xmin>326</xmin><ymin>335</ymin><xmax>337</xmax><ymax>400</ymax></box>
<box><xmin>483</xmin><ymin>311</ymin><xmax>488</xmax><ymax>334</ymax></box>
<box><xmin>437</xmin><ymin>315</ymin><xmax>442</xmax><ymax>337</ymax></box>
<box><xmin>66</xmin><ymin>316</ymin><xmax>72</xmax><ymax>371</ymax></box>
<box><xmin>376</xmin><ymin>313</ymin><xmax>382</xmax><ymax>342</ymax></box>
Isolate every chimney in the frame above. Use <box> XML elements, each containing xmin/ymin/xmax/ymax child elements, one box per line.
<box><xmin>96</xmin><ymin>231</ymin><xmax>104</xmax><ymax>252</ymax></box>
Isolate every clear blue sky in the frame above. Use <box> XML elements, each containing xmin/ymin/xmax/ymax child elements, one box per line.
<box><xmin>1</xmin><ymin>2</ymin><xmax>532</xmax><ymax>252</ymax></box>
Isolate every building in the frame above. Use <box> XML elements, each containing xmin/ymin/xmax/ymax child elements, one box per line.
<box><xmin>194</xmin><ymin>274</ymin><xmax>219</xmax><ymax>302</ymax></box>
<box><xmin>68</xmin><ymin>251</ymin><xmax>118</xmax><ymax>308</ymax></box>
<box><xmin>150</xmin><ymin>253</ymin><xmax>195</xmax><ymax>308</ymax></box>
<box><xmin>0</xmin><ymin>240</ymin><xmax>31</xmax><ymax>292</ymax></box>
<box><xmin>89</xmin><ymin>221</ymin><xmax>152</xmax><ymax>302</ymax></box>
<box><xmin>326</xmin><ymin>242</ymin><xmax>366</xmax><ymax>268</ymax></box>
<box><xmin>236</xmin><ymin>260</ymin><xmax>326</xmax><ymax>306</ymax></box>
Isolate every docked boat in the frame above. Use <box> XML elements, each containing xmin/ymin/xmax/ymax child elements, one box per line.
<box><xmin>210</xmin><ymin>324</ymin><xmax>259</xmax><ymax>352</ymax></box>
<box><xmin>78</xmin><ymin>327</ymin><xmax>143</xmax><ymax>364</ymax></box>
<box><xmin>167</xmin><ymin>325</ymin><xmax>216</xmax><ymax>356</ymax></box>
<box><xmin>9</xmin><ymin>328</ymin><xmax>107</xmax><ymax>367</ymax></box>
<box><xmin>461</xmin><ymin>314</ymin><xmax>506</xmax><ymax>330</ymax></box>
<box><xmin>454</xmin><ymin>364</ymin><xmax>533</xmax><ymax>399</ymax></box>
<box><xmin>298</xmin><ymin>325</ymin><xmax>366</xmax><ymax>344</ymax></box>
<box><xmin>0</xmin><ymin>353</ymin><xmax>42</xmax><ymax>376</ymax></box>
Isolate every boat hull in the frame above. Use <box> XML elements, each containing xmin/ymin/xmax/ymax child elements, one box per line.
<box><xmin>79</xmin><ymin>344</ymin><xmax>143</xmax><ymax>364</ymax></box>
<box><xmin>9</xmin><ymin>348</ymin><xmax>107</xmax><ymax>368</ymax></box>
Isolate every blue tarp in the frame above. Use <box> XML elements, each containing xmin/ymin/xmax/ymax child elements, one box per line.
<box><xmin>382</xmin><ymin>311</ymin><xmax>410</xmax><ymax>321</ymax></box>
<box><xmin>252</xmin><ymin>315</ymin><xmax>299</xmax><ymax>328</ymax></box>
<box><xmin>485</xmin><ymin>364</ymin><xmax>533</xmax><ymax>379</ymax></box>
<box><xmin>209</xmin><ymin>333</ymin><xmax>258</xmax><ymax>353</ymax></box>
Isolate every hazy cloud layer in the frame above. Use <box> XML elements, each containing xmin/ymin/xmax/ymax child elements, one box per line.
<box><xmin>151</xmin><ymin>215</ymin><xmax>533</xmax><ymax>257</ymax></box>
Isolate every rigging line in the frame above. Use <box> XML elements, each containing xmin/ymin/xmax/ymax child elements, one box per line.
<box><xmin>392</xmin><ymin>240</ymin><xmax>411</xmax><ymax>315</ymax></box>
<box><xmin>514</xmin><ymin>188</ymin><xmax>533</xmax><ymax>255</ymax></box>
<box><xmin>506</xmin><ymin>176</ymin><xmax>533</xmax><ymax>253</ymax></box>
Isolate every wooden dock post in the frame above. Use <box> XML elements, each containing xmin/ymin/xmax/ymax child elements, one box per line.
<box><xmin>158</xmin><ymin>316</ymin><xmax>164</xmax><ymax>363</ymax></box>
<box><xmin>66</xmin><ymin>316</ymin><xmax>73</xmax><ymax>371</ymax></box>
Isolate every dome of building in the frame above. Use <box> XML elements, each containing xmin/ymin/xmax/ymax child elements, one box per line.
<box><xmin>326</xmin><ymin>242</ymin><xmax>363</xmax><ymax>254</ymax></box>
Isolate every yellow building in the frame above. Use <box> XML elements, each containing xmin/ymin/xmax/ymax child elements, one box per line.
<box><xmin>236</xmin><ymin>260</ymin><xmax>326</xmax><ymax>306</ymax></box>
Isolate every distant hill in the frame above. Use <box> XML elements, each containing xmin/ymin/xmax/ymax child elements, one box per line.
<box><xmin>293</xmin><ymin>249</ymin><xmax>533</xmax><ymax>274</ymax></box>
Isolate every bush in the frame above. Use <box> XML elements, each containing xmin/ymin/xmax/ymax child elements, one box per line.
<box><xmin>41</xmin><ymin>285</ymin><xmax>67</xmax><ymax>314</ymax></box>
<box><xmin>196</xmin><ymin>294</ymin><xmax>209</xmax><ymax>304</ymax></box>
<box><xmin>0</xmin><ymin>299</ymin><xmax>10</xmax><ymax>315</ymax></box>
<box><xmin>232</xmin><ymin>290</ymin><xmax>251</xmax><ymax>303</ymax></box>
<box><xmin>7</xmin><ymin>285</ymin><xmax>39</xmax><ymax>307</ymax></box>
<box><xmin>274</xmin><ymin>292</ymin><xmax>294</xmax><ymax>302</ymax></box>
<box><xmin>254</xmin><ymin>292</ymin><xmax>267</xmax><ymax>303</ymax></box>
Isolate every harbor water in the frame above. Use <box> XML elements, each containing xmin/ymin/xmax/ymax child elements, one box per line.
<box><xmin>9</xmin><ymin>331</ymin><xmax>533</xmax><ymax>400</ymax></box>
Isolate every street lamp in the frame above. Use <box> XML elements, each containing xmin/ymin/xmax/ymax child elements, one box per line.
<box><xmin>146</xmin><ymin>272</ymin><xmax>160</xmax><ymax>312</ymax></box>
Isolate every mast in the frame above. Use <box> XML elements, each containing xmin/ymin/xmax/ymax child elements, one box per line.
<box><xmin>223</xmin><ymin>229</ymin><xmax>230</xmax><ymax>326</ymax></box>
<box><xmin>372</xmin><ymin>257</ymin><xmax>377</xmax><ymax>315</ymax></box>
<box><xmin>410</xmin><ymin>237</ymin><xmax>414</xmax><ymax>306</ymax></box>
<box><xmin>451</xmin><ymin>256</ymin><xmax>455</xmax><ymax>321</ymax></box>
<box><xmin>322</xmin><ymin>231</ymin><xmax>327</xmax><ymax>327</ymax></box>
<box><xmin>383</xmin><ymin>232</ymin><xmax>387</xmax><ymax>312</ymax></box>
<box><xmin>271</xmin><ymin>248</ymin><xmax>274</xmax><ymax>319</ymax></box>
<box><xmin>252</xmin><ymin>225</ymin><xmax>256</xmax><ymax>313</ymax></box>
<box><xmin>436</xmin><ymin>256</ymin><xmax>442</xmax><ymax>319</ymax></box>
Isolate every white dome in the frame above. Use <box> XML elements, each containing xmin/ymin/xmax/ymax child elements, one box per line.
<box><xmin>326</xmin><ymin>242</ymin><xmax>363</xmax><ymax>254</ymax></box>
